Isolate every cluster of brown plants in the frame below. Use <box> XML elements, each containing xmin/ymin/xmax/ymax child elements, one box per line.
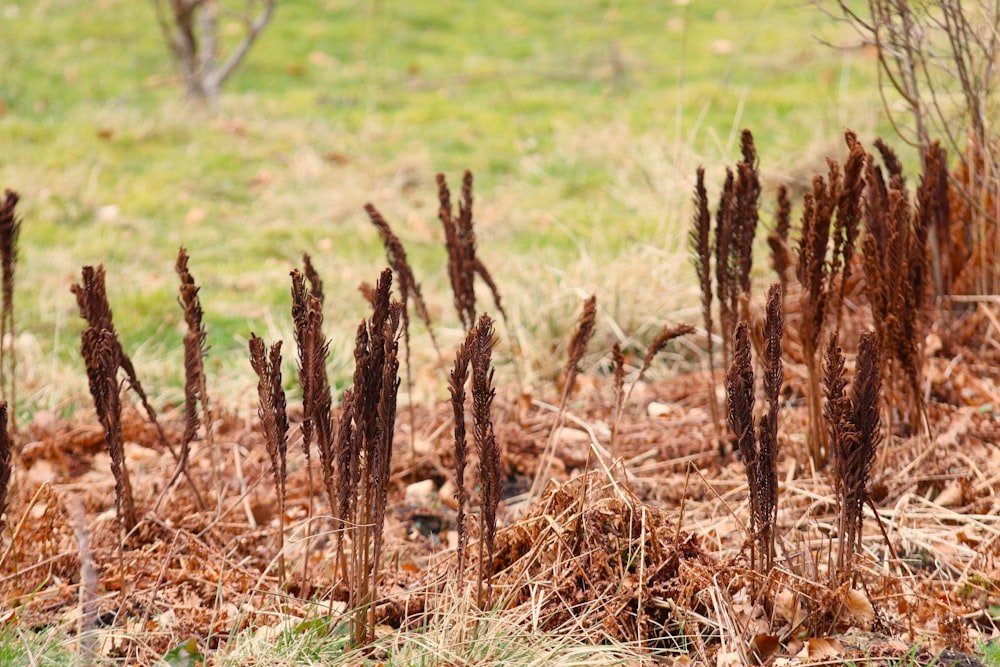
<box><xmin>690</xmin><ymin>128</ymin><xmax>996</xmax><ymax>628</ymax></box>
<box><xmin>694</xmin><ymin>129</ymin><xmax>973</xmax><ymax>468</ymax></box>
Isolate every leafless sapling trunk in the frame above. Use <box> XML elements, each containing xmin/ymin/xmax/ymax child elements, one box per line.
<box><xmin>151</xmin><ymin>0</ymin><xmax>276</xmax><ymax>103</ymax></box>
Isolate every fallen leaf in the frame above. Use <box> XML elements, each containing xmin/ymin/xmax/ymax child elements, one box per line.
<box><xmin>843</xmin><ymin>588</ymin><xmax>875</xmax><ymax>625</ymax></box>
<box><xmin>800</xmin><ymin>637</ymin><xmax>844</xmax><ymax>659</ymax></box>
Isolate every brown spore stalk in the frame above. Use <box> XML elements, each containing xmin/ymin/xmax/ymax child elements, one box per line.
<box><xmin>471</xmin><ymin>313</ymin><xmax>501</xmax><ymax>609</ymax></box>
<box><xmin>0</xmin><ymin>191</ymin><xmax>20</xmax><ymax>429</ymax></box>
<box><xmin>437</xmin><ymin>171</ymin><xmax>506</xmax><ymax>330</ymax></box>
<box><xmin>249</xmin><ymin>335</ymin><xmax>289</xmax><ymax>585</ymax></box>
<box><xmin>690</xmin><ymin>167</ymin><xmax>720</xmax><ymax>428</ymax></box>
<box><xmin>861</xmin><ymin>152</ymin><xmax>930</xmax><ymax>435</ymax></box>
<box><xmin>0</xmin><ymin>402</ymin><xmax>10</xmax><ymax>551</ymax></box>
<box><xmin>725</xmin><ymin>285</ymin><xmax>783</xmax><ymax>578</ymax></box>
<box><xmin>71</xmin><ymin>266</ymin><xmax>169</xmax><ymax>453</ymax></box>
<box><xmin>339</xmin><ymin>268</ymin><xmax>402</xmax><ymax>646</ymax></box>
<box><xmin>81</xmin><ymin>327</ymin><xmax>137</xmax><ymax>534</ymax></box>
<box><xmin>449</xmin><ymin>328</ymin><xmax>475</xmax><ymax>591</ymax></box>
<box><xmin>827</xmin><ymin>331</ymin><xmax>883</xmax><ymax>585</ymax></box>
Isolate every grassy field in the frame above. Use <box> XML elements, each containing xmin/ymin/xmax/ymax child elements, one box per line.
<box><xmin>0</xmin><ymin>0</ymin><xmax>897</xmax><ymax>423</ymax></box>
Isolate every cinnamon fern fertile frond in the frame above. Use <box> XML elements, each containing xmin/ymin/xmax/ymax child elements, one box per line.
<box><xmin>471</xmin><ymin>314</ymin><xmax>501</xmax><ymax>609</ymax></box>
<box><xmin>249</xmin><ymin>334</ymin><xmax>289</xmax><ymax>584</ymax></box>
<box><xmin>0</xmin><ymin>191</ymin><xmax>21</xmax><ymax>426</ymax></box>
<box><xmin>0</xmin><ymin>402</ymin><xmax>10</xmax><ymax>551</ymax></box>
<box><xmin>690</xmin><ymin>168</ymin><xmax>720</xmax><ymax>427</ymax></box>
<box><xmin>449</xmin><ymin>328</ymin><xmax>475</xmax><ymax>590</ymax></box>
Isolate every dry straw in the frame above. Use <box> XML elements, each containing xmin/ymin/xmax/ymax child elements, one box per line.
<box><xmin>530</xmin><ymin>294</ymin><xmax>596</xmax><ymax>499</ymax></box>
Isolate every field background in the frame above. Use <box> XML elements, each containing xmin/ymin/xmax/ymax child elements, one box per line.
<box><xmin>1</xmin><ymin>0</ymin><xmax>896</xmax><ymax>423</ymax></box>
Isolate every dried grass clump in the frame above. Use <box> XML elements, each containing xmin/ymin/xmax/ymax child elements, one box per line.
<box><xmin>725</xmin><ymin>285</ymin><xmax>783</xmax><ymax>578</ymax></box>
<box><xmin>492</xmin><ymin>472</ymin><xmax>715</xmax><ymax>644</ymax></box>
<box><xmin>437</xmin><ymin>170</ymin><xmax>506</xmax><ymax>330</ymax></box>
<box><xmin>249</xmin><ymin>334</ymin><xmax>289</xmax><ymax>585</ymax></box>
<box><xmin>0</xmin><ymin>190</ymin><xmax>20</xmax><ymax>426</ymax></box>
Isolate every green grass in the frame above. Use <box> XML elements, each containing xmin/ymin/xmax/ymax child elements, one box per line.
<box><xmin>0</xmin><ymin>1</ymin><xmax>896</xmax><ymax>419</ymax></box>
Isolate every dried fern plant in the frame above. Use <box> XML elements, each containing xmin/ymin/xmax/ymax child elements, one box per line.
<box><xmin>861</xmin><ymin>148</ymin><xmax>931</xmax><ymax>435</ymax></box>
<box><xmin>0</xmin><ymin>191</ymin><xmax>20</xmax><ymax>429</ymax></box>
<box><xmin>437</xmin><ymin>171</ymin><xmax>506</xmax><ymax>330</ymax></box>
<box><xmin>338</xmin><ymin>268</ymin><xmax>402</xmax><ymax>646</ymax></box>
<box><xmin>0</xmin><ymin>402</ymin><xmax>10</xmax><ymax>551</ymax></box>
<box><xmin>449</xmin><ymin>327</ymin><xmax>475</xmax><ymax>592</ymax></box>
<box><xmin>249</xmin><ymin>335</ymin><xmax>289</xmax><ymax>585</ymax></box>
<box><xmin>610</xmin><ymin>324</ymin><xmax>695</xmax><ymax>458</ymax></box>
<box><xmin>71</xmin><ymin>266</ymin><xmax>169</xmax><ymax>453</ymax></box>
<box><xmin>81</xmin><ymin>327</ymin><xmax>137</xmax><ymax>534</ymax></box>
<box><xmin>690</xmin><ymin>167</ymin><xmax>720</xmax><ymax>429</ymax></box>
<box><xmin>471</xmin><ymin>313</ymin><xmax>501</xmax><ymax>609</ymax></box>
<box><xmin>170</xmin><ymin>248</ymin><xmax>209</xmax><ymax>508</ymax></box>
<box><xmin>826</xmin><ymin>331</ymin><xmax>883</xmax><ymax>586</ymax></box>
<box><xmin>365</xmin><ymin>203</ymin><xmax>439</xmax><ymax>454</ymax></box>
<box><xmin>725</xmin><ymin>283</ymin><xmax>783</xmax><ymax>579</ymax></box>
<box><xmin>794</xmin><ymin>132</ymin><xmax>866</xmax><ymax>466</ymax></box>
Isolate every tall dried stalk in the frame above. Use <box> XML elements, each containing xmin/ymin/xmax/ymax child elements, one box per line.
<box><xmin>861</xmin><ymin>151</ymin><xmax>930</xmax><ymax>435</ymax></box>
<box><xmin>0</xmin><ymin>191</ymin><xmax>20</xmax><ymax>430</ymax></box>
<box><xmin>81</xmin><ymin>328</ymin><xmax>137</xmax><ymax>534</ymax></box>
<box><xmin>471</xmin><ymin>314</ymin><xmax>501</xmax><ymax>609</ymax></box>
<box><xmin>365</xmin><ymin>203</ymin><xmax>439</xmax><ymax>455</ymax></box>
<box><xmin>768</xmin><ymin>183</ymin><xmax>794</xmax><ymax>297</ymax></box>
<box><xmin>794</xmin><ymin>134</ymin><xmax>866</xmax><ymax>466</ymax></box>
<box><xmin>695</xmin><ymin>130</ymin><xmax>760</xmax><ymax>383</ymax></box>
<box><xmin>71</xmin><ymin>266</ymin><xmax>169</xmax><ymax>453</ymax></box>
<box><xmin>726</xmin><ymin>285</ymin><xmax>783</xmax><ymax>578</ymax></box>
<box><xmin>610</xmin><ymin>324</ymin><xmax>695</xmax><ymax>457</ymax></box>
<box><xmin>449</xmin><ymin>328</ymin><xmax>475</xmax><ymax>591</ymax></box>
<box><xmin>827</xmin><ymin>331</ymin><xmax>882</xmax><ymax>585</ymax></box>
<box><xmin>249</xmin><ymin>335</ymin><xmax>289</xmax><ymax>585</ymax></box>
<box><xmin>365</xmin><ymin>203</ymin><xmax>438</xmax><ymax>351</ymax></box>
<box><xmin>437</xmin><ymin>171</ymin><xmax>506</xmax><ymax>330</ymax></box>
<box><xmin>0</xmin><ymin>402</ymin><xmax>10</xmax><ymax>551</ymax></box>
<box><xmin>339</xmin><ymin>268</ymin><xmax>402</xmax><ymax>646</ymax></box>
<box><xmin>690</xmin><ymin>167</ymin><xmax>720</xmax><ymax>429</ymax></box>
<box><xmin>756</xmin><ymin>284</ymin><xmax>783</xmax><ymax>575</ymax></box>
<box><xmin>290</xmin><ymin>267</ymin><xmax>332</xmax><ymax>584</ymax></box>
<box><xmin>172</xmin><ymin>248</ymin><xmax>209</xmax><ymax>508</ymax></box>
<box><xmin>530</xmin><ymin>295</ymin><xmax>597</xmax><ymax>499</ymax></box>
